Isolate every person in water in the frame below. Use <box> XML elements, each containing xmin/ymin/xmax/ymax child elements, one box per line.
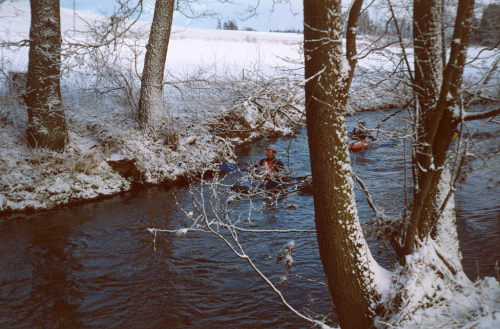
<box><xmin>350</xmin><ymin>120</ymin><xmax>377</xmax><ymax>142</ymax></box>
<box><xmin>252</xmin><ymin>144</ymin><xmax>286</xmax><ymax>189</ymax></box>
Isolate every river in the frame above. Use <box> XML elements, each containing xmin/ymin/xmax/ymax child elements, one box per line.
<box><xmin>1</xmin><ymin>111</ymin><xmax>499</xmax><ymax>328</ymax></box>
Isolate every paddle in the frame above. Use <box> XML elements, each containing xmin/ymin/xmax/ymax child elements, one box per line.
<box><xmin>220</xmin><ymin>162</ymin><xmax>244</xmax><ymax>172</ymax></box>
<box><xmin>283</xmin><ymin>175</ymin><xmax>311</xmax><ymax>182</ymax></box>
<box><xmin>287</xmin><ymin>175</ymin><xmax>311</xmax><ymax>181</ymax></box>
<box><xmin>375</xmin><ymin>142</ymin><xmax>393</xmax><ymax>148</ymax></box>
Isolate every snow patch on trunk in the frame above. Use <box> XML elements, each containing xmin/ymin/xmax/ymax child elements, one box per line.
<box><xmin>434</xmin><ymin>168</ymin><xmax>462</xmax><ymax>266</ymax></box>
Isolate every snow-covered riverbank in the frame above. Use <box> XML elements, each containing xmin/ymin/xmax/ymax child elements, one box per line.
<box><xmin>1</xmin><ymin>1</ymin><xmax>498</xmax><ymax>215</ymax></box>
<box><xmin>0</xmin><ymin>1</ymin><xmax>307</xmax><ymax>215</ymax></box>
<box><xmin>0</xmin><ymin>76</ymin><xmax>306</xmax><ymax>214</ymax></box>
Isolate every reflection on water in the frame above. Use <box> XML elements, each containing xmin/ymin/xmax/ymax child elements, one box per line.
<box><xmin>0</xmin><ymin>111</ymin><xmax>499</xmax><ymax>328</ymax></box>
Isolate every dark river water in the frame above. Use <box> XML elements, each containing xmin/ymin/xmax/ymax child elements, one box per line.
<box><xmin>1</xmin><ymin>111</ymin><xmax>499</xmax><ymax>328</ymax></box>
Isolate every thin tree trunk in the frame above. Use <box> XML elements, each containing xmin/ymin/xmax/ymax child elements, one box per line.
<box><xmin>404</xmin><ymin>0</ymin><xmax>475</xmax><ymax>257</ymax></box>
<box><xmin>418</xmin><ymin>0</ymin><xmax>475</xmax><ymax>238</ymax></box>
<box><xmin>405</xmin><ymin>0</ymin><xmax>444</xmax><ymax>254</ymax></box>
<box><xmin>138</xmin><ymin>0</ymin><xmax>175</xmax><ymax>131</ymax></box>
<box><xmin>25</xmin><ymin>0</ymin><xmax>67</xmax><ymax>151</ymax></box>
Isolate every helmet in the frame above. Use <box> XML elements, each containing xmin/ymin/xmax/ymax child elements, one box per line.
<box><xmin>267</xmin><ymin>144</ymin><xmax>277</xmax><ymax>152</ymax></box>
<box><xmin>359</xmin><ymin>120</ymin><xmax>366</xmax><ymax>126</ymax></box>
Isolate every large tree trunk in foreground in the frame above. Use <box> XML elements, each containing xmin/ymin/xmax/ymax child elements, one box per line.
<box><xmin>25</xmin><ymin>0</ymin><xmax>67</xmax><ymax>151</ymax></box>
<box><xmin>304</xmin><ymin>1</ymin><xmax>380</xmax><ymax>328</ymax></box>
<box><xmin>138</xmin><ymin>0</ymin><xmax>175</xmax><ymax>131</ymax></box>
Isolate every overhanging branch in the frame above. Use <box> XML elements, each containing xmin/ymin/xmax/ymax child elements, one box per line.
<box><xmin>464</xmin><ymin>106</ymin><xmax>500</xmax><ymax>121</ymax></box>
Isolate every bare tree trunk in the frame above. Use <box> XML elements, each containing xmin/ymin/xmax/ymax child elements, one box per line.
<box><xmin>138</xmin><ymin>0</ymin><xmax>175</xmax><ymax>131</ymax></box>
<box><xmin>25</xmin><ymin>0</ymin><xmax>67</xmax><ymax>151</ymax></box>
<box><xmin>404</xmin><ymin>0</ymin><xmax>475</xmax><ymax>257</ymax></box>
<box><xmin>304</xmin><ymin>1</ymin><xmax>380</xmax><ymax>328</ymax></box>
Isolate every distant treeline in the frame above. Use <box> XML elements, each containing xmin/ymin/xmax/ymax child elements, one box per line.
<box><xmin>270</xmin><ymin>28</ymin><xmax>303</xmax><ymax>34</ymax></box>
<box><xmin>470</xmin><ymin>3</ymin><xmax>500</xmax><ymax>47</ymax></box>
<box><xmin>214</xmin><ymin>3</ymin><xmax>500</xmax><ymax>47</ymax></box>
<box><xmin>217</xmin><ymin>19</ymin><xmax>238</xmax><ymax>31</ymax></box>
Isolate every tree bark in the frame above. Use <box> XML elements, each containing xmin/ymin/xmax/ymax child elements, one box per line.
<box><xmin>25</xmin><ymin>0</ymin><xmax>67</xmax><ymax>151</ymax></box>
<box><xmin>304</xmin><ymin>1</ymin><xmax>379</xmax><ymax>328</ymax></box>
<box><xmin>138</xmin><ymin>0</ymin><xmax>175</xmax><ymax>131</ymax></box>
<box><xmin>404</xmin><ymin>0</ymin><xmax>475</xmax><ymax>257</ymax></box>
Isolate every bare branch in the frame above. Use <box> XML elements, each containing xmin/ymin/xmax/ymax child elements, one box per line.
<box><xmin>464</xmin><ymin>106</ymin><xmax>500</xmax><ymax>121</ymax></box>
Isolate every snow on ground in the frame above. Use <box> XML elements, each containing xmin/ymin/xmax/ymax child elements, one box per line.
<box><xmin>377</xmin><ymin>241</ymin><xmax>500</xmax><ymax>328</ymax></box>
<box><xmin>0</xmin><ymin>0</ymin><xmax>305</xmax><ymax>214</ymax></box>
<box><xmin>0</xmin><ymin>122</ymin><xmax>131</xmax><ymax>212</ymax></box>
<box><xmin>0</xmin><ymin>1</ymin><xmax>304</xmax><ymax>76</ymax></box>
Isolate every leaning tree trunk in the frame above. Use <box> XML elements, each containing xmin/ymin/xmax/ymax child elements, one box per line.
<box><xmin>403</xmin><ymin>0</ymin><xmax>475</xmax><ymax>257</ymax></box>
<box><xmin>25</xmin><ymin>0</ymin><xmax>67</xmax><ymax>151</ymax></box>
<box><xmin>138</xmin><ymin>0</ymin><xmax>175</xmax><ymax>131</ymax></box>
<box><xmin>304</xmin><ymin>1</ymin><xmax>381</xmax><ymax>328</ymax></box>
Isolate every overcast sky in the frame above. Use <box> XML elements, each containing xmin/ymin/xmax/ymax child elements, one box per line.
<box><xmin>59</xmin><ymin>0</ymin><xmax>355</xmax><ymax>32</ymax></box>
<box><xmin>17</xmin><ymin>0</ymin><xmax>494</xmax><ymax>32</ymax></box>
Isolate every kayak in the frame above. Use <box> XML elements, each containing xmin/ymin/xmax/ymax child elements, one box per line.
<box><xmin>220</xmin><ymin>163</ymin><xmax>311</xmax><ymax>195</ymax></box>
<box><xmin>231</xmin><ymin>180</ymin><xmax>263</xmax><ymax>193</ymax></box>
<box><xmin>348</xmin><ymin>140</ymin><xmax>371</xmax><ymax>151</ymax></box>
<box><xmin>230</xmin><ymin>177</ymin><xmax>311</xmax><ymax>195</ymax></box>
<box><xmin>231</xmin><ymin>179</ymin><xmax>283</xmax><ymax>194</ymax></box>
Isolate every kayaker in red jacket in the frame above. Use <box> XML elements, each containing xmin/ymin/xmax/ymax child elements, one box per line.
<box><xmin>252</xmin><ymin>145</ymin><xmax>286</xmax><ymax>189</ymax></box>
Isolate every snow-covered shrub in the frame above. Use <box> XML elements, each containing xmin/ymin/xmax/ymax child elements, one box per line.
<box><xmin>145</xmin><ymin>114</ymin><xmax>180</xmax><ymax>149</ymax></box>
<box><xmin>63</xmin><ymin>24</ymin><xmax>147</xmax><ymax>119</ymax></box>
<box><xmin>72</xmin><ymin>152</ymin><xmax>104</xmax><ymax>174</ymax></box>
<box><xmin>0</xmin><ymin>66</ymin><xmax>28</xmax><ymax>129</ymax></box>
<box><xmin>208</xmin><ymin>77</ymin><xmax>305</xmax><ymax>143</ymax></box>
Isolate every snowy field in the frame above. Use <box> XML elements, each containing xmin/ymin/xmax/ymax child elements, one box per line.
<box><xmin>0</xmin><ymin>1</ymin><xmax>304</xmax><ymax>77</ymax></box>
